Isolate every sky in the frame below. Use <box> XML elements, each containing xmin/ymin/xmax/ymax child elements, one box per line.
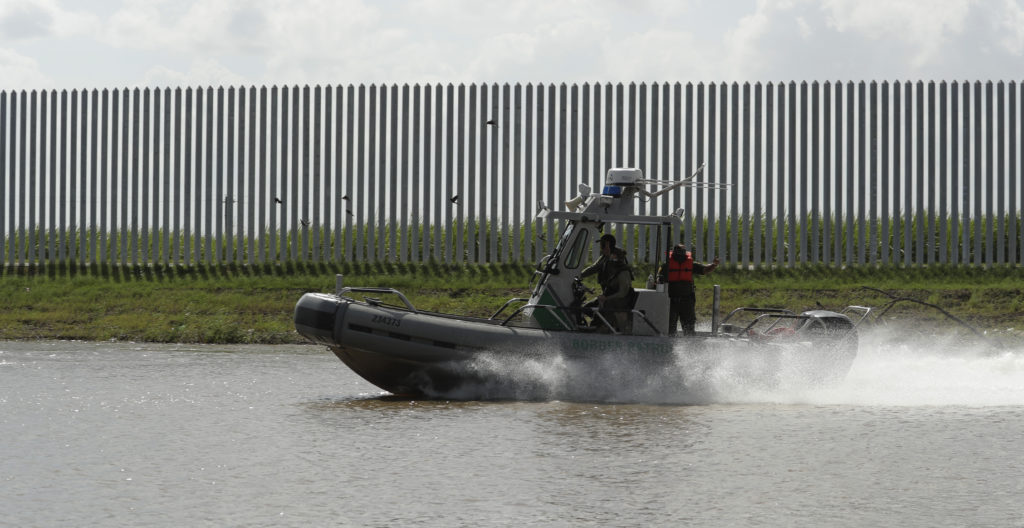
<box><xmin>0</xmin><ymin>0</ymin><xmax>1022</xmax><ymax>90</ymax></box>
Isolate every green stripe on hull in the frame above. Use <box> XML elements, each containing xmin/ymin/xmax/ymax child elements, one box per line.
<box><xmin>532</xmin><ymin>288</ymin><xmax>571</xmax><ymax>331</ymax></box>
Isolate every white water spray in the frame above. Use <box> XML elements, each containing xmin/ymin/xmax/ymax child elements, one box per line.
<box><xmin>804</xmin><ymin>326</ymin><xmax>1024</xmax><ymax>406</ymax></box>
<box><xmin>429</xmin><ymin>327</ymin><xmax>1024</xmax><ymax>406</ymax></box>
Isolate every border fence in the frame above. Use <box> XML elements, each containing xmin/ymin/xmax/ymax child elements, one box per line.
<box><xmin>1</xmin><ymin>81</ymin><xmax>1021</xmax><ymax>268</ymax></box>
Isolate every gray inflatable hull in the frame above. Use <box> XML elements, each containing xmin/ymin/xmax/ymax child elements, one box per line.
<box><xmin>294</xmin><ymin>293</ymin><xmax>858</xmax><ymax>399</ymax></box>
<box><xmin>294</xmin><ymin>293</ymin><xmax>688</xmax><ymax>397</ymax></box>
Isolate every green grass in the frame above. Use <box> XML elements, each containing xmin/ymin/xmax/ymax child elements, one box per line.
<box><xmin>2</xmin><ymin>261</ymin><xmax>1022</xmax><ymax>344</ymax></box>
<box><xmin>4</xmin><ymin>214</ymin><xmax>1021</xmax><ymax>267</ymax></box>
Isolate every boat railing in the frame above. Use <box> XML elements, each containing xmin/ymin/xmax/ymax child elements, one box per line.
<box><xmin>337</xmin><ymin>287</ymin><xmax>419</xmax><ymax>313</ymax></box>
<box><xmin>720</xmin><ymin>307</ymin><xmax>797</xmax><ymax>326</ymax></box>
<box><xmin>725</xmin><ymin>311</ymin><xmax>862</xmax><ymax>341</ymax></box>
<box><xmin>720</xmin><ymin>306</ymin><xmax>869</xmax><ymax>338</ymax></box>
<box><xmin>840</xmin><ymin>305</ymin><xmax>873</xmax><ymax>329</ymax></box>
<box><xmin>498</xmin><ymin>303</ymin><xmax>576</xmax><ymax>331</ymax></box>
<box><xmin>630</xmin><ymin>309</ymin><xmax>662</xmax><ymax>335</ymax></box>
<box><xmin>738</xmin><ymin>313</ymin><xmax>812</xmax><ymax>335</ymax></box>
<box><xmin>579</xmin><ymin>307</ymin><xmax>662</xmax><ymax>336</ymax></box>
<box><xmin>497</xmin><ymin>302</ymin><xmax>662</xmax><ymax>336</ymax></box>
<box><xmin>489</xmin><ymin>298</ymin><xmax>531</xmax><ymax>320</ymax></box>
<box><xmin>337</xmin><ymin>288</ymin><xmax>661</xmax><ymax>336</ymax></box>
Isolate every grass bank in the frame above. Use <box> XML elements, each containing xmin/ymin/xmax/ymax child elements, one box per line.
<box><xmin>1</xmin><ymin>262</ymin><xmax>1021</xmax><ymax>344</ymax></box>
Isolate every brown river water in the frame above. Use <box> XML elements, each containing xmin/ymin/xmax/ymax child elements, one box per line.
<box><xmin>2</xmin><ymin>335</ymin><xmax>1023</xmax><ymax>527</ymax></box>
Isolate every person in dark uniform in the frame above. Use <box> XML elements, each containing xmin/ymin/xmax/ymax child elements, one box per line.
<box><xmin>579</xmin><ymin>233</ymin><xmax>617</xmax><ymax>285</ymax></box>
<box><xmin>580</xmin><ymin>234</ymin><xmax>636</xmax><ymax>332</ymax></box>
<box><xmin>598</xmin><ymin>248</ymin><xmax>636</xmax><ymax>333</ymax></box>
<box><xmin>657</xmin><ymin>243</ymin><xmax>719</xmax><ymax>335</ymax></box>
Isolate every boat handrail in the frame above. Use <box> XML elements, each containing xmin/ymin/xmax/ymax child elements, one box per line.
<box><xmin>630</xmin><ymin>309</ymin><xmax>662</xmax><ymax>336</ymax></box>
<box><xmin>498</xmin><ymin>303</ymin><xmax>662</xmax><ymax>336</ymax></box>
<box><xmin>739</xmin><ymin>312</ymin><xmax>812</xmax><ymax>335</ymax></box>
<box><xmin>489</xmin><ymin>298</ymin><xmax>531</xmax><ymax>320</ymax></box>
<box><xmin>587</xmin><ymin>310</ymin><xmax>618</xmax><ymax>334</ymax></box>
<box><xmin>576</xmin><ymin>307</ymin><xmax>661</xmax><ymax>336</ymax></box>
<box><xmin>337</xmin><ymin>287</ymin><xmax>418</xmax><ymax>313</ymax></box>
<box><xmin>737</xmin><ymin>311</ymin><xmax>865</xmax><ymax>339</ymax></box>
<box><xmin>720</xmin><ymin>307</ymin><xmax>797</xmax><ymax>326</ymax></box>
<box><xmin>499</xmin><ymin>303</ymin><xmax>576</xmax><ymax>331</ymax></box>
<box><xmin>335</xmin><ymin>288</ymin><xmax>661</xmax><ymax>336</ymax></box>
<box><xmin>840</xmin><ymin>305</ymin><xmax>873</xmax><ymax>329</ymax></box>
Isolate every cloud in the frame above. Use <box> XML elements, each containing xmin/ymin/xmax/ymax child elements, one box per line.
<box><xmin>3</xmin><ymin>0</ymin><xmax>1023</xmax><ymax>89</ymax></box>
<box><xmin>603</xmin><ymin>29</ymin><xmax>712</xmax><ymax>82</ymax></box>
<box><xmin>997</xmin><ymin>0</ymin><xmax>1024</xmax><ymax>55</ymax></box>
<box><xmin>141</xmin><ymin>57</ymin><xmax>248</xmax><ymax>88</ymax></box>
<box><xmin>97</xmin><ymin>0</ymin><xmax>388</xmax><ymax>83</ymax></box>
<box><xmin>0</xmin><ymin>0</ymin><xmax>99</xmax><ymax>42</ymax></box>
<box><xmin>467</xmin><ymin>14</ymin><xmax>612</xmax><ymax>82</ymax></box>
<box><xmin>723</xmin><ymin>4</ymin><xmax>776</xmax><ymax>80</ymax></box>
<box><xmin>0</xmin><ymin>2</ymin><xmax>53</xmax><ymax>40</ymax></box>
<box><xmin>720</xmin><ymin>0</ymin><xmax>1024</xmax><ymax>81</ymax></box>
<box><xmin>0</xmin><ymin>47</ymin><xmax>52</xmax><ymax>88</ymax></box>
<box><xmin>467</xmin><ymin>32</ymin><xmax>538</xmax><ymax>79</ymax></box>
<box><xmin>819</xmin><ymin>0</ymin><xmax>974</xmax><ymax>67</ymax></box>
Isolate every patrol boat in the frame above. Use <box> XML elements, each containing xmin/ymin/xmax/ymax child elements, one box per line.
<box><xmin>293</xmin><ymin>166</ymin><xmax>868</xmax><ymax>398</ymax></box>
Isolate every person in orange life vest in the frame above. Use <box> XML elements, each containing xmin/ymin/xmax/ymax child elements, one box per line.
<box><xmin>657</xmin><ymin>243</ymin><xmax>719</xmax><ymax>335</ymax></box>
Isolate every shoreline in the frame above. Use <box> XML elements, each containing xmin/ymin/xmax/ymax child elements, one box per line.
<box><xmin>2</xmin><ymin>263</ymin><xmax>1021</xmax><ymax>345</ymax></box>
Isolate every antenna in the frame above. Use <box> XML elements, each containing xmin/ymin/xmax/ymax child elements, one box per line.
<box><xmin>640</xmin><ymin>162</ymin><xmax>729</xmax><ymax>199</ymax></box>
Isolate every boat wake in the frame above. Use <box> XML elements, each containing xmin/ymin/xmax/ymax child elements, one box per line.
<box><xmin>811</xmin><ymin>326</ymin><xmax>1024</xmax><ymax>407</ymax></box>
<box><xmin>424</xmin><ymin>327</ymin><xmax>1024</xmax><ymax>406</ymax></box>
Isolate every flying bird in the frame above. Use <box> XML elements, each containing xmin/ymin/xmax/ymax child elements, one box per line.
<box><xmin>342</xmin><ymin>195</ymin><xmax>349</xmax><ymax>201</ymax></box>
<box><xmin>300</xmin><ymin>219</ymin><xmax>310</xmax><ymax>227</ymax></box>
<box><xmin>485</xmin><ymin>119</ymin><xmax>497</xmax><ymax>126</ymax></box>
<box><xmin>346</xmin><ymin>209</ymin><xmax>354</xmax><ymax>217</ymax></box>
<box><xmin>274</xmin><ymin>197</ymin><xmax>282</xmax><ymax>204</ymax></box>
<box><xmin>450</xmin><ymin>195</ymin><xmax>459</xmax><ymax>204</ymax></box>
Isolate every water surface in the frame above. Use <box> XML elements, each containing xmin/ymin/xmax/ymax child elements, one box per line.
<box><xmin>2</xmin><ymin>338</ymin><xmax>1022</xmax><ymax>527</ymax></box>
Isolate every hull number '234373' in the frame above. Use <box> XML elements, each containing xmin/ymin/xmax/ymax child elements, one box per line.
<box><xmin>371</xmin><ymin>315</ymin><xmax>401</xmax><ymax>328</ymax></box>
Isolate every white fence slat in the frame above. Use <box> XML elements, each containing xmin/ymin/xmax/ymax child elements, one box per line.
<box><xmin>1</xmin><ymin>82</ymin><xmax>1020</xmax><ymax>268</ymax></box>
<box><xmin>388</xmin><ymin>85</ymin><xmax>399</xmax><ymax>263</ymax></box>
<box><xmin>985</xmin><ymin>81</ymin><xmax>995</xmax><ymax>267</ymax></box>
<box><xmin>1</xmin><ymin>92</ymin><xmax>7</xmax><ymax>264</ymax></box>
<box><xmin>465</xmin><ymin>85</ymin><xmax>478</xmax><ymax>264</ymax></box>
<box><xmin>445</xmin><ymin>84</ymin><xmax>454</xmax><ymax>264</ymax></box>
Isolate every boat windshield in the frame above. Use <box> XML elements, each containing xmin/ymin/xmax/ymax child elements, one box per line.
<box><xmin>538</xmin><ymin>222</ymin><xmax>576</xmax><ymax>269</ymax></box>
<box><xmin>553</xmin><ymin>222</ymin><xmax>575</xmax><ymax>253</ymax></box>
<box><xmin>563</xmin><ymin>227</ymin><xmax>589</xmax><ymax>269</ymax></box>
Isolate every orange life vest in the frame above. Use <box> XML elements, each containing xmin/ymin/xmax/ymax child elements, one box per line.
<box><xmin>667</xmin><ymin>251</ymin><xmax>693</xmax><ymax>282</ymax></box>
